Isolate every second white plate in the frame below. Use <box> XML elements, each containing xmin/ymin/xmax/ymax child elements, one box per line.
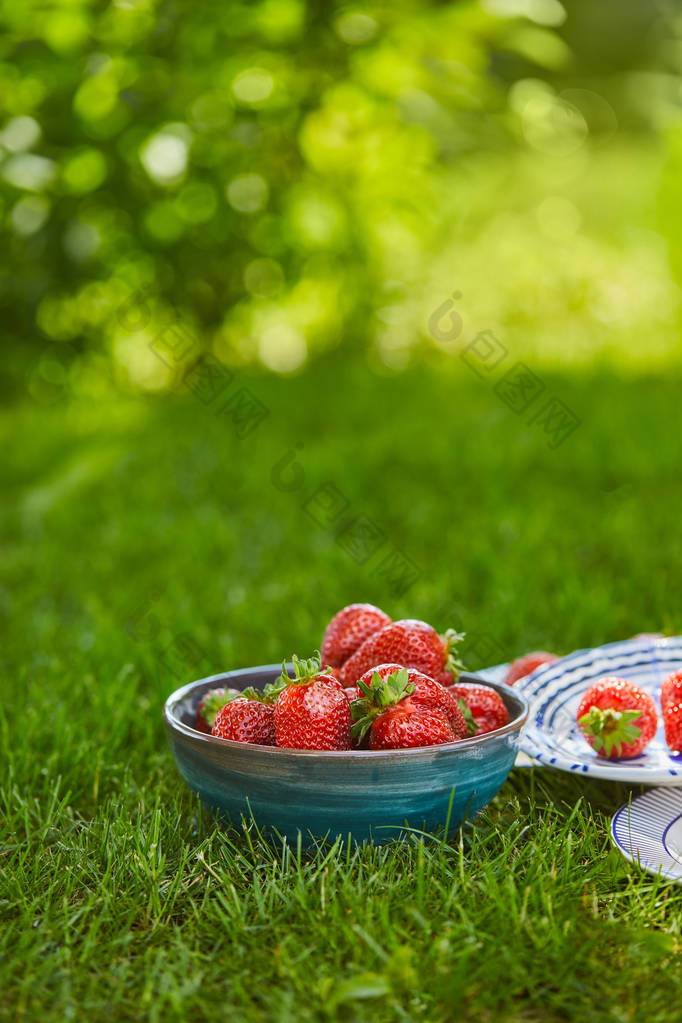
<box><xmin>612</xmin><ymin>787</ymin><xmax>682</xmax><ymax>881</ymax></box>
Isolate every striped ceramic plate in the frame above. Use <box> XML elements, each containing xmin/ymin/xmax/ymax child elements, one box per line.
<box><xmin>612</xmin><ymin>788</ymin><xmax>682</xmax><ymax>881</ymax></box>
<box><xmin>513</xmin><ymin>636</ymin><xmax>682</xmax><ymax>783</ymax></box>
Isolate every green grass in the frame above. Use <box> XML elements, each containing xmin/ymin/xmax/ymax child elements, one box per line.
<box><xmin>2</xmin><ymin>356</ymin><xmax>682</xmax><ymax>1021</ymax></box>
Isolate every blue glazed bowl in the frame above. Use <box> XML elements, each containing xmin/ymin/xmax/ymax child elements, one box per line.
<box><xmin>163</xmin><ymin>665</ymin><xmax>528</xmax><ymax>844</ymax></box>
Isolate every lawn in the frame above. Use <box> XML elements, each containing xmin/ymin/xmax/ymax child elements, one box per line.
<box><xmin>2</xmin><ymin>356</ymin><xmax>682</xmax><ymax>1021</ymax></box>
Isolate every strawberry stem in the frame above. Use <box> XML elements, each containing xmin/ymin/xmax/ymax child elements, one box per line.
<box><xmin>456</xmin><ymin>698</ymin><xmax>477</xmax><ymax>737</ymax></box>
<box><xmin>578</xmin><ymin>706</ymin><xmax>642</xmax><ymax>757</ymax></box>
<box><xmin>350</xmin><ymin>668</ymin><xmax>415</xmax><ymax>743</ymax></box>
<box><xmin>275</xmin><ymin>651</ymin><xmax>332</xmax><ymax>692</ymax></box>
<box><xmin>443</xmin><ymin>628</ymin><xmax>467</xmax><ymax>681</ymax></box>
<box><xmin>242</xmin><ymin>685</ymin><xmax>280</xmax><ymax>705</ymax></box>
<box><xmin>199</xmin><ymin>689</ymin><xmax>235</xmax><ymax>728</ymax></box>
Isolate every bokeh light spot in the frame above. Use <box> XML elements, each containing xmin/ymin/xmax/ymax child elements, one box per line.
<box><xmin>335</xmin><ymin>12</ymin><xmax>378</xmax><ymax>44</ymax></box>
<box><xmin>258</xmin><ymin>324</ymin><xmax>307</xmax><ymax>373</ymax></box>
<box><xmin>287</xmin><ymin>191</ymin><xmax>346</xmax><ymax>248</ymax></box>
<box><xmin>44</xmin><ymin>9</ymin><xmax>91</xmax><ymax>53</ymax></box>
<box><xmin>114</xmin><ymin>330</ymin><xmax>173</xmax><ymax>391</ymax></box>
<box><xmin>227</xmin><ymin>174</ymin><xmax>268</xmax><ymax>213</ymax></box>
<box><xmin>10</xmin><ymin>196</ymin><xmax>50</xmax><ymax>235</ymax></box>
<box><xmin>140</xmin><ymin>130</ymin><xmax>189</xmax><ymax>185</ymax></box>
<box><xmin>1</xmin><ymin>116</ymin><xmax>41</xmax><ymax>152</ymax></box>
<box><xmin>62</xmin><ymin>148</ymin><xmax>107</xmax><ymax>194</ymax></box>
<box><xmin>510</xmin><ymin>80</ymin><xmax>587</xmax><ymax>153</ymax></box>
<box><xmin>2</xmin><ymin>154</ymin><xmax>56</xmax><ymax>191</ymax></box>
<box><xmin>73</xmin><ymin>74</ymin><xmax>118</xmax><ymax>121</ymax></box>
<box><xmin>63</xmin><ymin>221</ymin><xmax>101</xmax><ymax>262</ymax></box>
<box><xmin>256</xmin><ymin>0</ymin><xmax>304</xmax><ymax>42</ymax></box>
<box><xmin>482</xmin><ymin>0</ymin><xmax>566</xmax><ymax>27</ymax></box>
<box><xmin>232</xmin><ymin>68</ymin><xmax>274</xmax><ymax>104</ymax></box>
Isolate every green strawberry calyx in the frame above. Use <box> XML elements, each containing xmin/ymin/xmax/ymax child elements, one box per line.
<box><xmin>200</xmin><ymin>689</ymin><xmax>236</xmax><ymax>728</ymax></box>
<box><xmin>241</xmin><ymin>685</ymin><xmax>279</xmax><ymax>705</ymax></box>
<box><xmin>202</xmin><ymin>685</ymin><xmax>276</xmax><ymax>726</ymax></box>
<box><xmin>443</xmin><ymin>628</ymin><xmax>467</xmax><ymax>681</ymax></box>
<box><xmin>273</xmin><ymin>651</ymin><xmax>333</xmax><ymax>697</ymax></box>
<box><xmin>350</xmin><ymin>667</ymin><xmax>415</xmax><ymax>744</ymax></box>
<box><xmin>456</xmin><ymin>697</ymin><xmax>478</xmax><ymax>737</ymax></box>
<box><xmin>578</xmin><ymin>706</ymin><xmax>642</xmax><ymax>757</ymax></box>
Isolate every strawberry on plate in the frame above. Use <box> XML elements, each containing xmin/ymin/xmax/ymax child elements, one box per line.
<box><xmin>274</xmin><ymin>653</ymin><xmax>351</xmax><ymax>751</ymax></box>
<box><xmin>576</xmin><ymin>677</ymin><xmax>658</xmax><ymax>760</ymax></box>
<box><xmin>339</xmin><ymin>619</ymin><xmax>466</xmax><ymax>687</ymax></box>
<box><xmin>504</xmin><ymin>652</ymin><xmax>559</xmax><ymax>686</ymax></box>
<box><xmin>449</xmin><ymin>682</ymin><xmax>509</xmax><ymax>736</ymax></box>
<box><xmin>351</xmin><ymin>665</ymin><xmax>466</xmax><ymax>750</ymax></box>
<box><xmin>660</xmin><ymin>669</ymin><xmax>682</xmax><ymax>714</ymax></box>
<box><xmin>321</xmin><ymin>603</ymin><xmax>391</xmax><ymax>668</ymax></box>
<box><xmin>663</xmin><ymin>702</ymin><xmax>682</xmax><ymax>754</ymax></box>
<box><xmin>211</xmin><ymin>691</ymin><xmax>276</xmax><ymax>746</ymax></box>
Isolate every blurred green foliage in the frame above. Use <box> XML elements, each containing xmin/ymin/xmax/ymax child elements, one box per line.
<box><xmin>1</xmin><ymin>0</ymin><xmax>681</xmax><ymax>402</ymax></box>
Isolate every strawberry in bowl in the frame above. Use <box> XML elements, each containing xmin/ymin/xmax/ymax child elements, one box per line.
<box><xmin>339</xmin><ymin>619</ymin><xmax>466</xmax><ymax>687</ymax></box>
<box><xmin>321</xmin><ymin>603</ymin><xmax>391</xmax><ymax>670</ymax></box>
<box><xmin>211</xmin><ymin>688</ymin><xmax>277</xmax><ymax>746</ymax></box>
<box><xmin>350</xmin><ymin>664</ymin><xmax>468</xmax><ymax>749</ymax></box>
<box><xmin>448</xmin><ymin>682</ymin><xmax>510</xmax><ymax>737</ymax></box>
<box><xmin>195</xmin><ymin>688</ymin><xmax>238</xmax><ymax>733</ymax></box>
<box><xmin>273</xmin><ymin>655</ymin><xmax>351</xmax><ymax>751</ymax></box>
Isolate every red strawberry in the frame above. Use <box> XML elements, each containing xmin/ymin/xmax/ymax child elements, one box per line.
<box><xmin>211</xmin><ymin>696</ymin><xmax>276</xmax><ymax>746</ymax></box>
<box><xmin>449</xmin><ymin>683</ymin><xmax>509</xmax><ymax>736</ymax></box>
<box><xmin>576</xmin><ymin>677</ymin><xmax>658</xmax><ymax>759</ymax></box>
<box><xmin>661</xmin><ymin>669</ymin><xmax>682</xmax><ymax>713</ymax></box>
<box><xmin>351</xmin><ymin>665</ymin><xmax>465</xmax><ymax>749</ymax></box>
<box><xmin>504</xmin><ymin>652</ymin><xmax>558</xmax><ymax>686</ymax></box>
<box><xmin>321</xmin><ymin>603</ymin><xmax>391</xmax><ymax>668</ymax></box>
<box><xmin>195</xmin><ymin>688</ymin><xmax>237</xmax><ymax>734</ymax></box>
<box><xmin>663</xmin><ymin>702</ymin><xmax>682</xmax><ymax>754</ymax></box>
<box><xmin>357</xmin><ymin>663</ymin><xmax>467</xmax><ymax>737</ymax></box>
<box><xmin>370</xmin><ymin>706</ymin><xmax>455</xmax><ymax>750</ymax></box>
<box><xmin>344</xmin><ymin>684</ymin><xmax>362</xmax><ymax>702</ymax></box>
<box><xmin>339</xmin><ymin>619</ymin><xmax>465</xmax><ymax>687</ymax></box>
<box><xmin>274</xmin><ymin>654</ymin><xmax>351</xmax><ymax>751</ymax></box>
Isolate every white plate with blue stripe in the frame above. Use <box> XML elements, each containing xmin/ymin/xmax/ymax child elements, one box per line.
<box><xmin>512</xmin><ymin>636</ymin><xmax>682</xmax><ymax>783</ymax></box>
<box><xmin>612</xmin><ymin>788</ymin><xmax>682</xmax><ymax>881</ymax></box>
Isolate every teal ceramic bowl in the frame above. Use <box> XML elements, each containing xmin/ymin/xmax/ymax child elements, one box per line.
<box><xmin>164</xmin><ymin>665</ymin><xmax>528</xmax><ymax>844</ymax></box>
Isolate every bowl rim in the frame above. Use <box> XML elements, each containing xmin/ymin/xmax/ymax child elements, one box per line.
<box><xmin>163</xmin><ymin>664</ymin><xmax>529</xmax><ymax>760</ymax></box>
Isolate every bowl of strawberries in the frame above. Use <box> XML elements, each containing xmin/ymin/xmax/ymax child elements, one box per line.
<box><xmin>163</xmin><ymin>605</ymin><xmax>528</xmax><ymax>843</ymax></box>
